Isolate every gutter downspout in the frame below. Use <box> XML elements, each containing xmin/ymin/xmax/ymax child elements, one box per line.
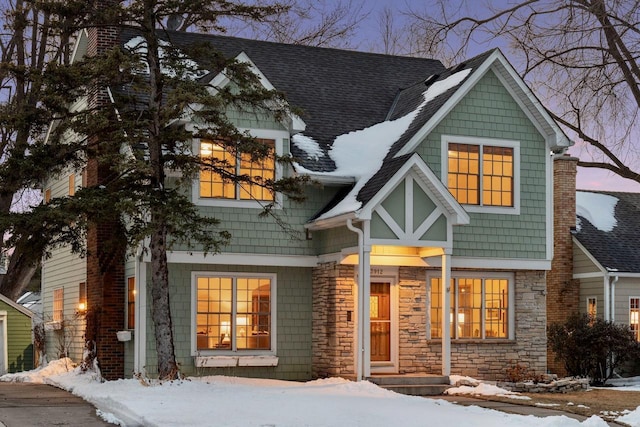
<box><xmin>346</xmin><ymin>219</ymin><xmax>365</xmax><ymax>381</ymax></box>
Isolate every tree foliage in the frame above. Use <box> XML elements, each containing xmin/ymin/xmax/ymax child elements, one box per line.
<box><xmin>0</xmin><ymin>0</ymin><xmax>319</xmax><ymax>378</ymax></box>
<box><xmin>406</xmin><ymin>0</ymin><xmax>640</xmax><ymax>185</ymax></box>
<box><xmin>548</xmin><ymin>313</ymin><xmax>640</xmax><ymax>384</ymax></box>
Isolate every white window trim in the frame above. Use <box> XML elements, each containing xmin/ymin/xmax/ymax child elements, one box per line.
<box><xmin>428</xmin><ymin>270</ymin><xmax>515</xmax><ymax>340</ymax></box>
<box><xmin>441</xmin><ymin>135</ymin><xmax>520</xmax><ymax>215</ymax></box>
<box><xmin>630</xmin><ymin>297</ymin><xmax>640</xmax><ymax>340</ymax></box>
<box><xmin>192</xmin><ymin>128</ymin><xmax>287</xmax><ymax>209</ymax></box>
<box><xmin>190</xmin><ymin>271</ymin><xmax>278</xmax><ymax>359</ymax></box>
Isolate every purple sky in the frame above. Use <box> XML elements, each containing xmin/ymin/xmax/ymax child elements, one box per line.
<box><xmin>346</xmin><ymin>0</ymin><xmax>640</xmax><ymax>193</ymax></box>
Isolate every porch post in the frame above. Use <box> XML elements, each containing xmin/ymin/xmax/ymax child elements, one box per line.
<box><xmin>362</xmin><ymin>221</ymin><xmax>372</xmax><ymax>379</ymax></box>
<box><xmin>441</xmin><ymin>250</ymin><xmax>452</xmax><ymax>376</ymax></box>
<box><xmin>134</xmin><ymin>254</ymin><xmax>147</xmax><ymax>375</ymax></box>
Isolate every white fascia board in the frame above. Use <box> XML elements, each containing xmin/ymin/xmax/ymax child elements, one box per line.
<box><xmin>199</xmin><ymin>51</ymin><xmax>306</xmax><ymax>133</ymax></box>
<box><xmin>0</xmin><ymin>294</ymin><xmax>33</xmax><ymax>318</ymax></box>
<box><xmin>306</xmin><ymin>212</ymin><xmax>357</xmax><ymax>231</ymax></box>
<box><xmin>395</xmin><ymin>56</ymin><xmax>495</xmax><ymax>158</ymax></box>
<box><xmin>396</xmin><ymin>49</ymin><xmax>571</xmax><ymax>158</ymax></box>
<box><xmin>71</xmin><ymin>29</ymin><xmax>89</xmax><ymax>64</ymax></box>
<box><xmin>300</xmin><ymin>173</ymin><xmax>355</xmax><ymax>186</ymax></box>
<box><xmin>425</xmin><ymin>256</ymin><xmax>551</xmax><ymax>271</ymax></box>
<box><xmin>572</xmin><ymin>236</ymin><xmax>608</xmax><ymax>275</ymax></box>
<box><xmin>359</xmin><ymin>153</ymin><xmax>469</xmax><ymax>225</ymax></box>
<box><xmin>158</xmin><ymin>251</ymin><xmax>318</xmax><ymax>267</ymax></box>
<box><xmin>489</xmin><ymin>57</ymin><xmax>571</xmax><ymax>151</ymax></box>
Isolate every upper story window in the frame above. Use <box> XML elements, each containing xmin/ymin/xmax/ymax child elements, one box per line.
<box><xmin>53</xmin><ymin>288</ymin><xmax>64</xmax><ymax>322</ymax></box>
<box><xmin>443</xmin><ymin>136</ymin><xmax>520</xmax><ymax>214</ymax></box>
<box><xmin>199</xmin><ymin>139</ymin><xmax>275</xmax><ymax>202</ymax></box>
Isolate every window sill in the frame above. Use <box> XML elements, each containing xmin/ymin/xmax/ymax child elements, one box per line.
<box><xmin>195</xmin><ymin>355</ymin><xmax>279</xmax><ymax>368</ymax></box>
<box><xmin>193</xmin><ymin>197</ymin><xmax>277</xmax><ymax>210</ymax></box>
<box><xmin>44</xmin><ymin>321</ymin><xmax>63</xmax><ymax>331</ymax></box>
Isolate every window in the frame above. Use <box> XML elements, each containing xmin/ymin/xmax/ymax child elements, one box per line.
<box><xmin>44</xmin><ymin>188</ymin><xmax>51</xmax><ymax>204</ymax></box>
<box><xmin>199</xmin><ymin>139</ymin><xmax>275</xmax><ymax>201</ymax></box>
<box><xmin>587</xmin><ymin>297</ymin><xmax>597</xmax><ymax>321</ymax></box>
<box><xmin>631</xmin><ymin>298</ymin><xmax>640</xmax><ymax>341</ymax></box>
<box><xmin>127</xmin><ymin>277</ymin><xmax>136</xmax><ymax>329</ymax></box>
<box><xmin>53</xmin><ymin>288</ymin><xmax>64</xmax><ymax>322</ymax></box>
<box><xmin>430</xmin><ymin>274</ymin><xmax>510</xmax><ymax>339</ymax></box>
<box><xmin>443</xmin><ymin>136</ymin><xmax>519</xmax><ymax>213</ymax></box>
<box><xmin>195</xmin><ymin>274</ymin><xmax>273</xmax><ymax>352</ymax></box>
<box><xmin>448</xmin><ymin>143</ymin><xmax>513</xmax><ymax>207</ymax></box>
<box><xmin>68</xmin><ymin>174</ymin><xmax>75</xmax><ymax>196</ymax></box>
<box><xmin>78</xmin><ymin>282</ymin><xmax>86</xmax><ymax>313</ymax></box>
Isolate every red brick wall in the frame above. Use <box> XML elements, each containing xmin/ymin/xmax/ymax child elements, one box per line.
<box><xmin>547</xmin><ymin>155</ymin><xmax>579</xmax><ymax>375</ymax></box>
<box><xmin>85</xmin><ymin>15</ymin><xmax>126</xmax><ymax>380</ymax></box>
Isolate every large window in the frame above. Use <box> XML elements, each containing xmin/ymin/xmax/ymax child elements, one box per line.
<box><xmin>199</xmin><ymin>139</ymin><xmax>275</xmax><ymax>201</ymax></box>
<box><xmin>430</xmin><ymin>274</ymin><xmax>510</xmax><ymax>339</ymax></box>
<box><xmin>631</xmin><ymin>298</ymin><xmax>640</xmax><ymax>341</ymax></box>
<box><xmin>447</xmin><ymin>141</ymin><xmax>515</xmax><ymax>207</ymax></box>
<box><xmin>195</xmin><ymin>274</ymin><xmax>273</xmax><ymax>352</ymax></box>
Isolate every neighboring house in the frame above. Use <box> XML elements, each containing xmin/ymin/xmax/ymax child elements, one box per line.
<box><xmin>41</xmin><ymin>26</ymin><xmax>571</xmax><ymax>381</ymax></box>
<box><xmin>574</xmin><ymin>188</ymin><xmax>640</xmax><ymax>330</ymax></box>
<box><xmin>0</xmin><ymin>293</ymin><xmax>34</xmax><ymax>374</ymax></box>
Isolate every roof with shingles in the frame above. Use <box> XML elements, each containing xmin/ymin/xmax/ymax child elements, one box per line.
<box><xmin>573</xmin><ymin>190</ymin><xmax>640</xmax><ymax>273</ymax></box>
<box><xmin>119</xmin><ymin>27</ymin><xmax>447</xmax><ymax>172</ymax></box>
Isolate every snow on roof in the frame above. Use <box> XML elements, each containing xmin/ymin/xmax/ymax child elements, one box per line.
<box><xmin>295</xmin><ymin>68</ymin><xmax>473</xmax><ymax>220</ymax></box>
<box><xmin>576</xmin><ymin>191</ymin><xmax>618</xmax><ymax>232</ymax></box>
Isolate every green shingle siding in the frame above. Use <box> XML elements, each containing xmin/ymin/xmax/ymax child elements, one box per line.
<box><xmin>415</xmin><ymin>70</ymin><xmax>548</xmax><ymax>260</ymax></box>
<box><xmin>0</xmin><ymin>301</ymin><xmax>33</xmax><ymax>373</ymax></box>
<box><xmin>315</xmin><ymin>225</ymin><xmax>358</xmax><ymax>254</ymax></box>
<box><xmin>142</xmin><ymin>263</ymin><xmax>312</xmax><ymax>380</ymax></box>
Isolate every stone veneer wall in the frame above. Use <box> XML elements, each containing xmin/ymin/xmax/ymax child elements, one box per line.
<box><xmin>312</xmin><ymin>263</ymin><xmax>547</xmax><ymax>381</ymax></box>
<box><xmin>312</xmin><ymin>262</ymin><xmax>356</xmax><ymax>379</ymax></box>
<box><xmin>398</xmin><ymin>268</ymin><xmax>547</xmax><ymax>380</ymax></box>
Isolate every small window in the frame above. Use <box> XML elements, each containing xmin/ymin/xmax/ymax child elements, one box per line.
<box><xmin>199</xmin><ymin>139</ymin><xmax>275</xmax><ymax>201</ymax></box>
<box><xmin>53</xmin><ymin>288</ymin><xmax>64</xmax><ymax>322</ymax></box>
<box><xmin>81</xmin><ymin>168</ymin><xmax>87</xmax><ymax>187</ymax></box>
<box><xmin>587</xmin><ymin>297</ymin><xmax>597</xmax><ymax>321</ymax></box>
<box><xmin>68</xmin><ymin>174</ymin><xmax>75</xmax><ymax>196</ymax></box>
<box><xmin>630</xmin><ymin>298</ymin><xmax>640</xmax><ymax>341</ymax></box>
<box><xmin>127</xmin><ymin>277</ymin><xmax>136</xmax><ymax>329</ymax></box>
<box><xmin>44</xmin><ymin>188</ymin><xmax>51</xmax><ymax>204</ymax></box>
<box><xmin>195</xmin><ymin>274</ymin><xmax>273</xmax><ymax>352</ymax></box>
<box><xmin>430</xmin><ymin>274</ymin><xmax>510</xmax><ymax>340</ymax></box>
<box><xmin>78</xmin><ymin>282</ymin><xmax>86</xmax><ymax>313</ymax></box>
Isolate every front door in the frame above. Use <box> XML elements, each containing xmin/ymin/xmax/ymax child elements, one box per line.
<box><xmin>370</xmin><ymin>282</ymin><xmax>391</xmax><ymax>362</ymax></box>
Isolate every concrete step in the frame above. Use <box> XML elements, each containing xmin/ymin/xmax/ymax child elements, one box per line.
<box><xmin>381</xmin><ymin>384</ymin><xmax>452</xmax><ymax>396</ymax></box>
<box><xmin>368</xmin><ymin>375</ymin><xmax>452</xmax><ymax>396</ymax></box>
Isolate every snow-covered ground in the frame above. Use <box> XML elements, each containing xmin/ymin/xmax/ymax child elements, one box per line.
<box><xmin>0</xmin><ymin>359</ymin><xmax>632</xmax><ymax>427</ymax></box>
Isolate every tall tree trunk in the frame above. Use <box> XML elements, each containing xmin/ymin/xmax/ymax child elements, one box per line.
<box><xmin>149</xmin><ymin>221</ymin><xmax>178</xmax><ymax>379</ymax></box>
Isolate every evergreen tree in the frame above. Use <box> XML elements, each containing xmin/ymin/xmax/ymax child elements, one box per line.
<box><xmin>4</xmin><ymin>0</ymin><xmax>309</xmax><ymax>379</ymax></box>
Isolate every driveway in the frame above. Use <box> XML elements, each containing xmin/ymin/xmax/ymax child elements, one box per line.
<box><xmin>0</xmin><ymin>382</ymin><xmax>113</xmax><ymax>426</ymax></box>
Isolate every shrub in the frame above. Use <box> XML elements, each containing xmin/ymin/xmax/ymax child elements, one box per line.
<box><xmin>548</xmin><ymin>313</ymin><xmax>640</xmax><ymax>385</ymax></box>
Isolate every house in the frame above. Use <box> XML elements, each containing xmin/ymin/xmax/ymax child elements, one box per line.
<box><xmin>0</xmin><ymin>293</ymin><xmax>34</xmax><ymax>374</ymax></box>
<box><xmin>552</xmin><ymin>156</ymin><xmax>640</xmax><ymax>334</ymax></box>
<box><xmin>41</xmin><ymin>26</ymin><xmax>571</xmax><ymax>382</ymax></box>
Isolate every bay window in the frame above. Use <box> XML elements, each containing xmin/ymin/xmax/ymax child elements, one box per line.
<box><xmin>430</xmin><ymin>273</ymin><xmax>511</xmax><ymax>340</ymax></box>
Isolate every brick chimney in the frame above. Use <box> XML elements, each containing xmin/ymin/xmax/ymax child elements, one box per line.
<box><xmin>84</xmin><ymin>3</ymin><xmax>126</xmax><ymax>380</ymax></box>
<box><xmin>546</xmin><ymin>155</ymin><xmax>580</xmax><ymax>375</ymax></box>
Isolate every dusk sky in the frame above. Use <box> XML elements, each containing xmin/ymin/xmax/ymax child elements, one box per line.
<box><xmin>328</xmin><ymin>0</ymin><xmax>640</xmax><ymax>193</ymax></box>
